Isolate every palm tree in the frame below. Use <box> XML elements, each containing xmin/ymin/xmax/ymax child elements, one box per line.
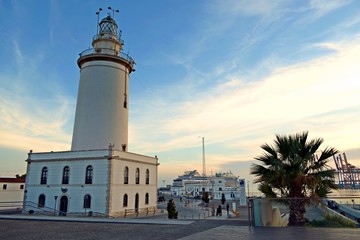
<box><xmin>250</xmin><ymin>132</ymin><xmax>338</xmax><ymax>226</ymax></box>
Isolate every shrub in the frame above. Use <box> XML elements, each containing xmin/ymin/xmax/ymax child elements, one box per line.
<box><xmin>167</xmin><ymin>199</ymin><xmax>178</xmax><ymax>219</ymax></box>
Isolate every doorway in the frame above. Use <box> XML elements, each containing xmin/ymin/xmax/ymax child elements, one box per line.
<box><xmin>59</xmin><ymin>196</ymin><xmax>68</xmax><ymax>216</ymax></box>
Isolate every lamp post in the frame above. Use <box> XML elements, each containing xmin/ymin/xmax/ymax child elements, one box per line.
<box><xmin>211</xmin><ymin>179</ymin><xmax>215</xmax><ymax>216</ymax></box>
<box><xmin>95</xmin><ymin>8</ymin><xmax>102</xmax><ymax>34</ymax></box>
<box><xmin>247</xmin><ymin>181</ymin><xmax>250</xmax><ymax>198</ymax></box>
<box><xmin>54</xmin><ymin>196</ymin><xmax>58</xmax><ymax>216</ymax></box>
<box><xmin>108</xmin><ymin>6</ymin><xmax>119</xmax><ymax>19</ymax></box>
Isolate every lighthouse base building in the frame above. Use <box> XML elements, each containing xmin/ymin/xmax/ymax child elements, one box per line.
<box><xmin>23</xmin><ymin>11</ymin><xmax>159</xmax><ymax>217</ymax></box>
<box><xmin>24</xmin><ymin>147</ymin><xmax>158</xmax><ymax>217</ymax></box>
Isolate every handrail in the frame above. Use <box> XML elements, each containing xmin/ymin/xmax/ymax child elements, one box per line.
<box><xmin>79</xmin><ymin>47</ymin><xmax>135</xmax><ymax>66</ymax></box>
<box><xmin>124</xmin><ymin>207</ymin><xmax>156</xmax><ymax>218</ymax></box>
<box><xmin>23</xmin><ymin>201</ymin><xmax>109</xmax><ymax>217</ymax></box>
<box><xmin>24</xmin><ymin>201</ymin><xmax>62</xmax><ymax>215</ymax></box>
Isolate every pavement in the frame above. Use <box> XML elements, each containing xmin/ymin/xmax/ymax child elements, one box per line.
<box><xmin>1</xmin><ymin>202</ymin><xmax>360</xmax><ymax>240</ymax></box>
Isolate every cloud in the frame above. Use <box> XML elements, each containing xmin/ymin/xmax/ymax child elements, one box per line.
<box><xmin>130</xmin><ymin>38</ymin><xmax>360</xmax><ymax>167</ymax></box>
<box><xmin>0</xmin><ymin>39</ymin><xmax>74</xmax><ymax>153</ymax></box>
<box><xmin>0</xmin><ymin>87</ymin><xmax>73</xmax><ymax>152</ymax></box>
<box><xmin>309</xmin><ymin>0</ymin><xmax>352</xmax><ymax>18</ymax></box>
<box><xmin>209</xmin><ymin>0</ymin><xmax>289</xmax><ymax>17</ymax></box>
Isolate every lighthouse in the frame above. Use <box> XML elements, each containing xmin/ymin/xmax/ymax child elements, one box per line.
<box><xmin>23</xmin><ymin>9</ymin><xmax>159</xmax><ymax>217</ymax></box>
<box><xmin>71</xmin><ymin>14</ymin><xmax>135</xmax><ymax>151</ymax></box>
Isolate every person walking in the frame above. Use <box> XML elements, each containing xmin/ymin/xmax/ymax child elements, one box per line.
<box><xmin>226</xmin><ymin>203</ymin><xmax>230</xmax><ymax>216</ymax></box>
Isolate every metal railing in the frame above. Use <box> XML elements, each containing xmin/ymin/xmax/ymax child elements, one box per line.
<box><xmin>79</xmin><ymin>47</ymin><xmax>135</xmax><ymax>66</ymax></box>
<box><xmin>92</xmin><ymin>33</ymin><xmax>125</xmax><ymax>45</ymax></box>
<box><xmin>23</xmin><ymin>201</ymin><xmax>109</xmax><ymax>217</ymax></box>
<box><xmin>124</xmin><ymin>207</ymin><xmax>156</xmax><ymax>218</ymax></box>
<box><xmin>24</xmin><ymin>201</ymin><xmax>62</xmax><ymax>216</ymax></box>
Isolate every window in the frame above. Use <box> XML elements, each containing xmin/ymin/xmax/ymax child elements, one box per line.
<box><xmin>85</xmin><ymin>165</ymin><xmax>93</xmax><ymax>184</ymax></box>
<box><xmin>62</xmin><ymin>166</ymin><xmax>70</xmax><ymax>184</ymax></box>
<box><xmin>2</xmin><ymin>184</ymin><xmax>7</xmax><ymax>190</ymax></box>
<box><xmin>123</xmin><ymin>194</ymin><xmax>128</xmax><ymax>207</ymax></box>
<box><xmin>124</xmin><ymin>167</ymin><xmax>128</xmax><ymax>184</ymax></box>
<box><xmin>146</xmin><ymin>169</ymin><xmax>149</xmax><ymax>185</ymax></box>
<box><xmin>123</xmin><ymin>93</ymin><xmax>127</xmax><ymax>109</ymax></box>
<box><xmin>135</xmin><ymin>168</ymin><xmax>140</xmax><ymax>184</ymax></box>
<box><xmin>20</xmin><ymin>185</ymin><xmax>24</xmax><ymax>190</ymax></box>
<box><xmin>145</xmin><ymin>193</ymin><xmax>149</xmax><ymax>205</ymax></box>
<box><xmin>219</xmin><ymin>187</ymin><xmax>222</xmax><ymax>191</ymax></box>
<box><xmin>83</xmin><ymin>194</ymin><xmax>91</xmax><ymax>208</ymax></box>
<box><xmin>38</xmin><ymin>194</ymin><xmax>45</xmax><ymax>208</ymax></box>
<box><xmin>40</xmin><ymin>167</ymin><xmax>48</xmax><ymax>184</ymax></box>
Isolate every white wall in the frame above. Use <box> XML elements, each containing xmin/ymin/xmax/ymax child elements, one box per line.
<box><xmin>24</xmin><ymin>150</ymin><xmax>158</xmax><ymax>216</ymax></box>
<box><xmin>71</xmin><ymin>60</ymin><xmax>130</xmax><ymax>151</ymax></box>
<box><xmin>109</xmin><ymin>156</ymin><xmax>158</xmax><ymax>216</ymax></box>
<box><xmin>0</xmin><ymin>182</ymin><xmax>24</xmax><ymax>209</ymax></box>
<box><xmin>24</xmin><ymin>157</ymin><xmax>109</xmax><ymax>215</ymax></box>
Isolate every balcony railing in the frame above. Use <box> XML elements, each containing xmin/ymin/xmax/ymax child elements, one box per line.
<box><xmin>92</xmin><ymin>33</ymin><xmax>125</xmax><ymax>45</ymax></box>
<box><xmin>79</xmin><ymin>47</ymin><xmax>135</xmax><ymax>66</ymax></box>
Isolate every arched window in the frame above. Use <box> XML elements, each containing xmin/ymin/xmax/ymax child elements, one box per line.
<box><xmin>40</xmin><ymin>167</ymin><xmax>48</xmax><ymax>184</ymax></box>
<box><xmin>38</xmin><ymin>194</ymin><xmax>45</xmax><ymax>208</ymax></box>
<box><xmin>124</xmin><ymin>167</ymin><xmax>129</xmax><ymax>184</ymax></box>
<box><xmin>145</xmin><ymin>193</ymin><xmax>149</xmax><ymax>205</ymax></box>
<box><xmin>62</xmin><ymin>166</ymin><xmax>70</xmax><ymax>184</ymax></box>
<box><xmin>85</xmin><ymin>165</ymin><xmax>93</xmax><ymax>184</ymax></box>
<box><xmin>135</xmin><ymin>168</ymin><xmax>140</xmax><ymax>184</ymax></box>
<box><xmin>146</xmin><ymin>169</ymin><xmax>149</xmax><ymax>185</ymax></box>
<box><xmin>123</xmin><ymin>194</ymin><xmax>128</xmax><ymax>207</ymax></box>
<box><xmin>83</xmin><ymin>194</ymin><xmax>91</xmax><ymax>209</ymax></box>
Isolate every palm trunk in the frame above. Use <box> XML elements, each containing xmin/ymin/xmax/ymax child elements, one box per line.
<box><xmin>288</xmin><ymin>198</ymin><xmax>306</xmax><ymax>226</ymax></box>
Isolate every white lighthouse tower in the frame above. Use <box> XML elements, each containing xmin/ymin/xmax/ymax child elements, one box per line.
<box><xmin>71</xmin><ymin>14</ymin><xmax>134</xmax><ymax>151</ymax></box>
<box><xmin>23</xmin><ymin>9</ymin><xmax>159</xmax><ymax>217</ymax></box>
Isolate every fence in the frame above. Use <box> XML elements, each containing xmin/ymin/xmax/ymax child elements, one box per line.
<box><xmin>250</xmin><ymin>197</ymin><xmax>359</xmax><ymax>227</ymax></box>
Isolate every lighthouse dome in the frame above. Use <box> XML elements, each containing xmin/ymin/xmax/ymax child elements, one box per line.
<box><xmin>99</xmin><ymin>15</ymin><xmax>118</xmax><ymax>35</ymax></box>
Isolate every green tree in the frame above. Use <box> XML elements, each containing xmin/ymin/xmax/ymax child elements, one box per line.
<box><xmin>250</xmin><ymin>132</ymin><xmax>338</xmax><ymax>226</ymax></box>
<box><xmin>202</xmin><ymin>192</ymin><xmax>209</xmax><ymax>204</ymax></box>
<box><xmin>167</xmin><ymin>199</ymin><xmax>178</xmax><ymax>219</ymax></box>
<box><xmin>221</xmin><ymin>193</ymin><xmax>226</xmax><ymax>205</ymax></box>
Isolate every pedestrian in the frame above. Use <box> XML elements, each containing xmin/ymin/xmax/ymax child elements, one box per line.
<box><xmin>218</xmin><ymin>204</ymin><xmax>222</xmax><ymax>216</ymax></box>
<box><xmin>226</xmin><ymin>203</ymin><xmax>230</xmax><ymax>216</ymax></box>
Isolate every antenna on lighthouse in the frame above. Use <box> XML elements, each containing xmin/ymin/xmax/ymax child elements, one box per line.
<box><xmin>96</xmin><ymin>8</ymin><xmax>103</xmax><ymax>34</ymax></box>
<box><xmin>108</xmin><ymin>6</ymin><xmax>119</xmax><ymax>19</ymax></box>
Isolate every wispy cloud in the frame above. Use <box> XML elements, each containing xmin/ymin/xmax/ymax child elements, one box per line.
<box><xmin>208</xmin><ymin>0</ymin><xmax>289</xmax><ymax>17</ymax></box>
<box><xmin>0</xmin><ymin>39</ymin><xmax>74</xmax><ymax>152</ymax></box>
<box><xmin>309</xmin><ymin>0</ymin><xmax>352</xmax><ymax>18</ymax></box>
<box><xmin>130</xmin><ymin>38</ymin><xmax>360</xmax><ymax>164</ymax></box>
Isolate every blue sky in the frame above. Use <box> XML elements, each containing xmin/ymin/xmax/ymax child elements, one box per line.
<box><xmin>1</xmin><ymin>0</ymin><xmax>360</xmax><ymax>188</ymax></box>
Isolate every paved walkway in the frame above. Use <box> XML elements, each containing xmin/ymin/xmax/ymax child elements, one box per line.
<box><xmin>0</xmin><ymin>214</ymin><xmax>193</xmax><ymax>225</ymax></box>
<box><xmin>1</xmin><ymin>203</ymin><xmax>360</xmax><ymax>240</ymax></box>
<box><xmin>1</xmin><ymin>214</ymin><xmax>360</xmax><ymax>239</ymax></box>
<box><xmin>178</xmin><ymin>225</ymin><xmax>360</xmax><ymax>240</ymax></box>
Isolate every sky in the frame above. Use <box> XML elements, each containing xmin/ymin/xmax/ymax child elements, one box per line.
<box><xmin>0</xmin><ymin>0</ymin><xmax>359</xmax><ymax>190</ymax></box>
